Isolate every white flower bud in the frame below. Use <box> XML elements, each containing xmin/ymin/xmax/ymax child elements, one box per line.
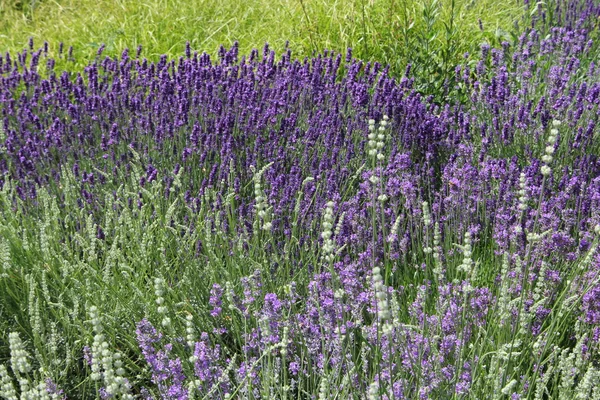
<box><xmin>541</xmin><ymin>165</ymin><xmax>551</xmax><ymax>176</ymax></box>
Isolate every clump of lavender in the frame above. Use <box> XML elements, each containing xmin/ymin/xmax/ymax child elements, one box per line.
<box><xmin>136</xmin><ymin>319</ymin><xmax>188</xmax><ymax>398</ymax></box>
<box><xmin>1</xmin><ymin>6</ymin><xmax>600</xmax><ymax>397</ymax></box>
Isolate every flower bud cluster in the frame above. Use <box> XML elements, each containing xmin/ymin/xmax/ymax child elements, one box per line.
<box><xmin>422</xmin><ymin>201</ymin><xmax>433</xmax><ymax>254</ymax></box>
<box><xmin>0</xmin><ymin>239</ymin><xmax>10</xmax><ymax>278</ymax></box>
<box><xmin>251</xmin><ymin>162</ymin><xmax>274</xmax><ymax>231</ymax></box>
<box><xmin>432</xmin><ymin>222</ymin><xmax>444</xmax><ymax>281</ymax></box>
<box><xmin>28</xmin><ymin>278</ymin><xmax>42</xmax><ymax>342</ymax></box>
<box><xmin>103</xmin><ymin>351</ymin><xmax>131</xmax><ymax>398</ymax></box>
<box><xmin>0</xmin><ymin>364</ymin><xmax>17</xmax><ymax>400</ymax></box>
<box><xmin>557</xmin><ymin>335</ymin><xmax>584</xmax><ymax>394</ymax></box>
<box><xmin>368</xmin><ymin>381</ymin><xmax>379</xmax><ymax>400</ymax></box>
<box><xmin>321</xmin><ymin>201</ymin><xmax>336</xmax><ymax>264</ymax></box>
<box><xmin>501</xmin><ymin>379</ymin><xmax>517</xmax><ymax>395</ymax></box>
<box><xmin>186</xmin><ymin>314</ymin><xmax>195</xmax><ymax>348</ymax></box>
<box><xmin>532</xmin><ymin>261</ymin><xmax>549</xmax><ymax>303</ymax></box>
<box><xmin>526</xmin><ymin>229</ymin><xmax>551</xmax><ymax>244</ymax></box>
<box><xmin>369</xmin><ymin>174</ymin><xmax>380</xmax><ymax>185</ymax></box>
<box><xmin>254</xmin><ymin>180</ymin><xmax>270</xmax><ymax>231</ymax></box>
<box><xmin>372</xmin><ymin>266</ymin><xmax>390</xmax><ymax>322</ymax></box>
<box><xmin>225</xmin><ymin>281</ymin><xmax>236</xmax><ymax>310</ymax></box>
<box><xmin>517</xmin><ymin>172</ymin><xmax>528</xmax><ymax>211</ymax></box>
<box><xmin>318</xmin><ymin>373</ymin><xmax>329</xmax><ymax>400</ymax></box>
<box><xmin>154</xmin><ymin>277</ymin><xmax>171</xmax><ymax>327</ymax></box>
<box><xmin>533</xmin><ymin>364</ymin><xmax>555</xmax><ymax>400</ymax></box>
<box><xmin>88</xmin><ymin>306</ymin><xmax>133</xmax><ymax>398</ymax></box>
<box><xmin>388</xmin><ymin>215</ymin><xmax>401</xmax><ymax>243</ymax></box>
<box><xmin>458</xmin><ymin>232</ymin><xmax>473</xmax><ymax>275</ymax></box>
<box><xmin>15</xmin><ymin>379</ymin><xmax>53</xmax><ymax>400</ymax></box>
<box><xmin>280</xmin><ymin>326</ymin><xmax>289</xmax><ymax>358</ymax></box>
<box><xmin>422</xmin><ymin>201</ymin><xmax>432</xmax><ymax>226</ymax></box>
<box><xmin>334</xmin><ymin>211</ymin><xmax>345</xmax><ymax>239</ymax></box>
<box><xmin>367</xmin><ymin>115</ymin><xmax>389</xmax><ymax>161</ymax></box>
<box><xmin>9</xmin><ymin>332</ymin><xmax>31</xmax><ymax>375</ymax></box>
<box><xmin>541</xmin><ymin>120</ymin><xmax>560</xmax><ymax>176</ymax></box>
<box><xmin>575</xmin><ymin>365</ymin><xmax>599</xmax><ymax>399</ymax></box>
<box><xmin>89</xmin><ymin>306</ymin><xmax>106</xmax><ymax>381</ymax></box>
<box><xmin>377</xmin><ymin>193</ymin><xmax>388</xmax><ymax>203</ymax></box>
<box><xmin>497</xmin><ymin>253</ymin><xmax>511</xmax><ymax>326</ymax></box>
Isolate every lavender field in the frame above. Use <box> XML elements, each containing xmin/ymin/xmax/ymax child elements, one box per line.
<box><xmin>1</xmin><ymin>0</ymin><xmax>600</xmax><ymax>399</ymax></box>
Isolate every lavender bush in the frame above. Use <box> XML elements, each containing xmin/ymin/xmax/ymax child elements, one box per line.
<box><xmin>0</xmin><ymin>1</ymin><xmax>600</xmax><ymax>399</ymax></box>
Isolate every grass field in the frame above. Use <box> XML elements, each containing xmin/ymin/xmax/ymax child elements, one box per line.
<box><xmin>1</xmin><ymin>0</ymin><xmax>526</xmax><ymax>99</ymax></box>
<box><xmin>1</xmin><ymin>0</ymin><xmax>600</xmax><ymax>399</ymax></box>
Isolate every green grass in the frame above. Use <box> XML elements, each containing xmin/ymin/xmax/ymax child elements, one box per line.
<box><xmin>0</xmin><ymin>0</ymin><xmax>525</xmax><ymax>98</ymax></box>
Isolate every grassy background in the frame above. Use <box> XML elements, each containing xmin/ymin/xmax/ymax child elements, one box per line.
<box><xmin>1</xmin><ymin>0</ymin><xmax>525</xmax><ymax>98</ymax></box>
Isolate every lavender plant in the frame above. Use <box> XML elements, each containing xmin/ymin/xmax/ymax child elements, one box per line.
<box><xmin>0</xmin><ymin>1</ymin><xmax>599</xmax><ymax>398</ymax></box>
